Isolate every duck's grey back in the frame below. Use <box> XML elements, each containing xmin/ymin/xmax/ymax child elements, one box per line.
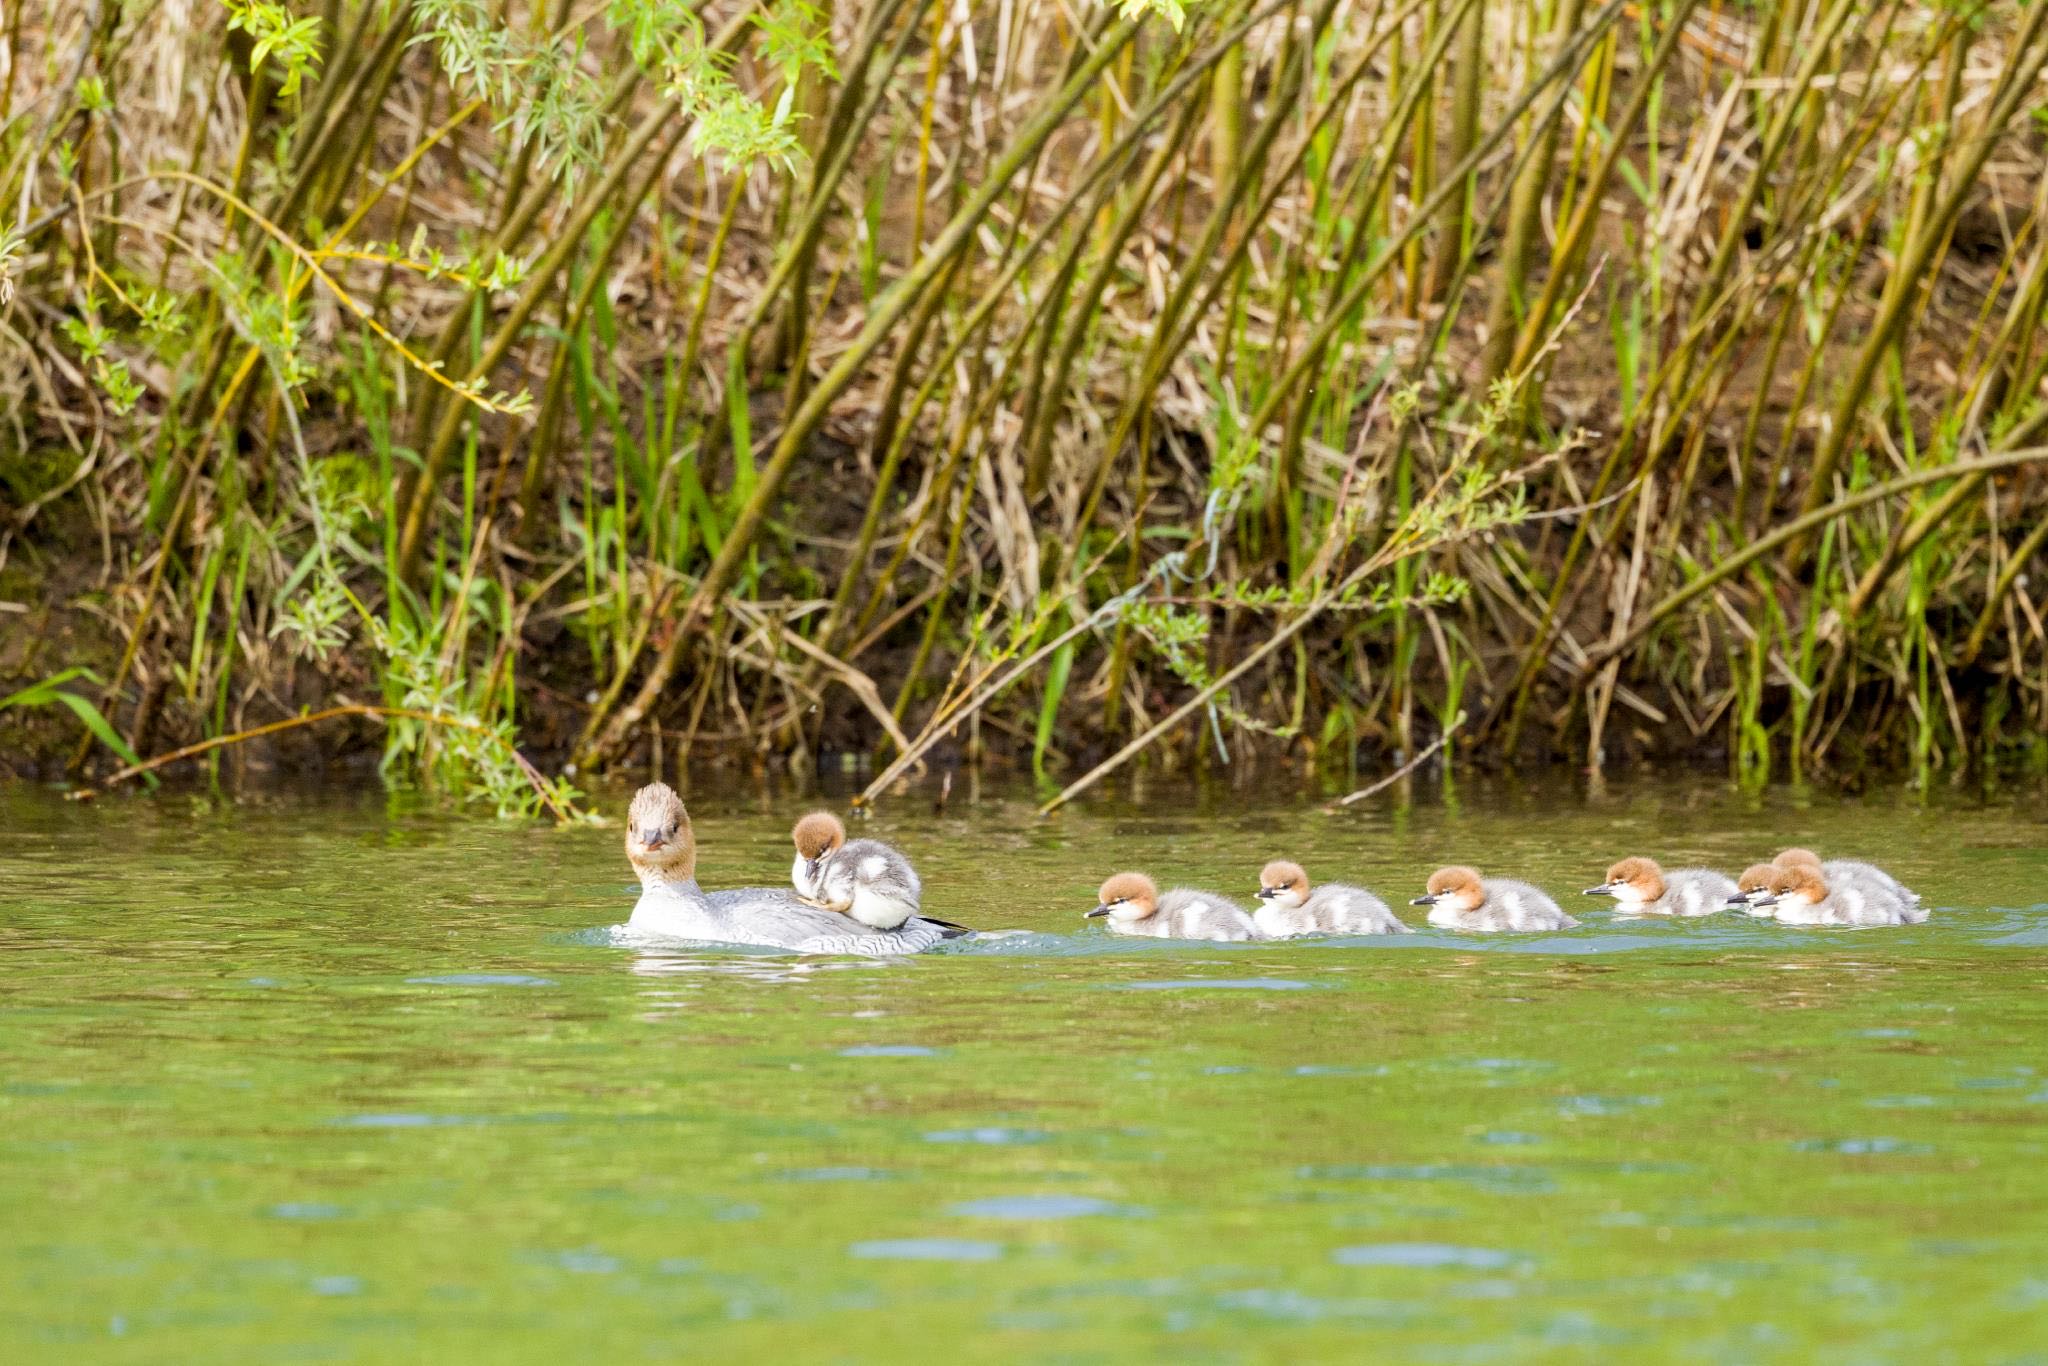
<box><xmin>1269</xmin><ymin>882</ymin><xmax>1405</xmax><ymax>936</ymax></box>
<box><xmin>1817</xmin><ymin>881</ymin><xmax>1923</xmax><ymax>927</ymax></box>
<box><xmin>635</xmin><ymin>883</ymin><xmax>954</xmax><ymax>954</ymax></box>
<box><xmin>1658</xmin><ymin>868</ymin><xmax>1739</xmax><ymax>917</ymax></box>
<box><xmin>1481</xmin><ymin>878</ymin><xmax>1579</xmax><ymax>931</ymax></box>
<box><xmin>1155</xmin><ymin>888</ymin><xmax>1260</xmax><ymax>941</ymax></box>
<box><xmin>1824</xmin><ymin>859</ymin><xmax>1918</xmax><ymax>906</ymax></box>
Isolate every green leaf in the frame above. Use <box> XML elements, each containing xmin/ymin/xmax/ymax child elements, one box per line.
<box><xmin>46</xmin><ymin>692</ymin><xmax>148</xmax><ymax>771</ymax></box>
<box><xmin>0</xmin><ymin>665</ymin><xmax>103</xmax><ymax>708</ymax></box>
<box><xmin>0</xmin><ymin>669</ymin><xmax>157</xmax><ymax>787</ymax></box>
<box><xmin>1033</xmin><ymin>641</ymin><xmax>1075</xmax><ymax>780</ymax></box>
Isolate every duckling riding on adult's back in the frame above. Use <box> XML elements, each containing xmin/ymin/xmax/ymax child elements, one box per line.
<box><xmin>790</xmin><ymin>810</ymin><xmax>924</xmax><ymax>931</ymax></box>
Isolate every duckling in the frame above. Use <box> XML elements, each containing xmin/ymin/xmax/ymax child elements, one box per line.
<box><xmin>1253</xmin><ymin>860</ymin><xmax>1407</xmax><ymax>937</ymax></box>
<box><xmin>790</xmin><ymin>810</ymin><xmax>924</xmax><ymax>931</ymax></box>
<box><xmin>1409</xmin><ymin>866</ymin><xmax>1578</xmax><ymax>932</ymax></box>
<box><xmin>1775</xmin><ymin>847</ymin><xmax>1920</xmax><ymax>908</ymax></box>
<box><xmin>1748</xmin><ymin>862</ymin><xmax>1927</xmax><ymax>927</ymax></box>
<box><xmin>1086</xmin><ymin>872</ymin><xmax>1260</xmax><ymax>942</ymax></box>
<box><xmin>790</xmin><ymin>810</ymin><xmax>840</xmax><ymax>904</ymax></box>
<box><xmin>1728</xmin><ymin>863</ymin><xmax>1784</xmax><ymax>917</ymax></box>
<box><xmin>1583</xmin><ymin>856</ymin><xmax>1737</xmax><ymax>917</ymax></box>
<box><xmin>624</xmin><ymin>784</ymin><xmax>957</xmax><ymax>954</ymax></box>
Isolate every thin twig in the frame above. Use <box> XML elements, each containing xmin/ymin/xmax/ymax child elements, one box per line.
<box><xmin>72</xmin><ymin>705</ymin><xmax>564</xmax><ymax>821</ymax></box>
<box><xmin>1329</xmin><ymin>713</ymin><xmax>1466</xmax><ymax>808</ymax></box>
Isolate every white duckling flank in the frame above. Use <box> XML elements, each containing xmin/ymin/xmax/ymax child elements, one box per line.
<box><xmin>1776</xmin><ymin>847</ymin><xmax>1920</xmax><ymax>908</ymax></box>
<box><xmin>790</xmin><ymin>810</ymin><xmax>923</xmax><ymax>931</ymax></box>
<box><xmin>1086</xmin><ymin>872</ymin><xmax>1260</xmax><ymax>942</ymax></box>
<box><xmin>1583</xmin><ymin>856</ymin><xmax>1737</xmax><ymax>917</ymax></box>
<box><xmin>1409</xmin><ymin>865</ymin><xmax>1579</xmax><ymax>933</ymax></box>
<box><xmin>624</xmin><ymin>784</ymin><xmax>958</xmax><ymax>955</ymax></box>
<box><xmin>1254</xmin><ymin>860</ymin><xmax>1408</xmax><ymax>937</ymax></box>
<box><xmin>1748</xmin><ymin>862</ymin><xmax>1927</xmax><ymax>927</ymax></box>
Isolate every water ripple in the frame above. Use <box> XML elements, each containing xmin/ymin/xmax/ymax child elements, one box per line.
<box><xmin>922</xmin><ymin>1127</ymin><xmax>1048</xmax><ymax>1145</ymax></box>
<box><xmin>1333</xmin><ymin>1243</ymin><xmax>1518</xmax><ymax>1269</ymax></box>
<box><xmin>1299</xmin><ymin>1164</ymin><xmax>1555</xmax><ymax>1194</ymax></box>
<box><xmin>851</xmin><ymin>1238</ymin><xmax>1003</xmax><ymax>1262</ymax></box>
<box><xmin>949</xmin><ymin>1194</ymin><xmax>1141</xmax><ymax>1219</ymax></box>
<box><xmin>1791</xmin><ymin>1137</ymin><xmax>1935</xmax><ymax>1156</ymax></box>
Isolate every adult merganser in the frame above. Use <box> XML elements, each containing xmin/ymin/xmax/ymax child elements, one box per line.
<box><xmin>622</xmin><ymin>784</ymin><xmax>960</xmax><ymax>955</ymax></box>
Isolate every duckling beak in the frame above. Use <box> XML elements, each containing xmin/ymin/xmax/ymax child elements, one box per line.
<box><xmin>1583</xmin><ymin>883</ymin><xmax>1617</xmax><ymax>897</ymax></box>
<box><xmin>1255</xmin><ymin>888</ymin><xmax>1277</xmax><ymax>901</ymax></box>
<box><xmin>640</xmin><ymin>828</ymin><xmax>668</xmax><ymax>850</ymax></box>
<box><xmin>1409</xmin><ymin>893</ymin><xmax>1438</xmax><ymax>907</ymax></box>
<box><xmin>1747</xmin><ymin>892</ymin><xmax>1778</xmax><ymax>908</ymax></box>
<box><xmin>1085</xmin><ymin>905</ymin><xmax>1112</xmax><ymax>919</ymax></box>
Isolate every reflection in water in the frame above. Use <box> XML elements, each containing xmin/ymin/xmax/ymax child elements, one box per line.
<box><xmin>1119</xmin><ymin>978</ymin><xmax>1315</xmax><ymax>991</ymax></box>
<box><xmin>625</xmin><ymin>949</ymin><xmax>885</xmax><ymax>981</ymax></box>
<box><xmin>0</xmin><ymin>779</ymin><xmax>2044</xmax><ymax>1358</ymax></box>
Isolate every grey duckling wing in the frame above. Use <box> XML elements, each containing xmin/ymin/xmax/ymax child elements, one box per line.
<box><xmin>1158</xmin><ymin>889</ymin><xmax>1260</xmax><ymax>940</ymax></box>
<box><xmin>1487</xmin><ymin>879</ymin><xmax>1579</xmax><ymax>928</ymax></box>
<box><xmin>1304</xmin><ymin>882</ymin><xmax>1406</xmax><ymax>933</ymax></box>
<box><xmin>817</xmin><ymin>839</ymin><xmax>923</xmax><ymax>905</ymax></box>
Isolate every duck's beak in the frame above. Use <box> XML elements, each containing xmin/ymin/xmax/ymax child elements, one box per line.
<box><xmin>1583</xmin><ymin>883</ymin><xmax>1617</xmax><ymax>897</ymax></box>
<box><xmin>640</xmin><ymin>827</ymin><xmax>668</xmax><ymax>850</ymax></box>
<box><xmin>806</xmin><ymin>857</ymin><xmax>822</xmax><ymax>881</ymax></box>
<box><xmin>1085</xmin><ymin>905</ymin><xmax>1112</xmax><ymax>919</ymax></box>
<box><xmin>1746</xmin><ymin>892</ymin><xmax>1778</xmax><ymax>908</ymax></box>
<box><xmin>1409</xmin><ymin>893</ymin><xmax>1438</xmax><ymax>907</ymax></box>
<box><xmin>1255</xmin><ymin>888</ymin><xmax>1276</xmax><ymax>901</ymax></box>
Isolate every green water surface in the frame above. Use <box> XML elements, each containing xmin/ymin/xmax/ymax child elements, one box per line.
<box><xmin>3</xmin><ymin>778</ymin><xmax>2046</xmax><ymax>1362</ymax></box>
